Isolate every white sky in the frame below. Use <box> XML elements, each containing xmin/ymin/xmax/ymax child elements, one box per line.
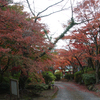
<box><xmin>13</xmin><ymin>0</ymin><xmax>82</xmax><ymax>49</ymax></box>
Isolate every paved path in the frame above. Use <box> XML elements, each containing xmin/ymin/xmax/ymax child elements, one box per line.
<box><xmin>52</xmin><ymin>81</ymin><xmax>100</xmax><ymax>100</ymax></box>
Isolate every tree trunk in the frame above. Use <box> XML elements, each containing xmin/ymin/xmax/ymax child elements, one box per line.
<box><xmin>75</xmin><ymin>56</ymin><xmax>84</xmax><ymax>73</ymax></box>
<box><xmin>94</xmin><ymin>36</ymin><xmax>99</xmax><ymax>84</ymax></box>
<box><xmin>88</xmin><ymin>58</ymin><xmax>95</xmax><ymax>70</ymax></box>
<box><xmin>96</xmin><ymin>67</ymin><xmax>99</xmax><ymax>84</ymax></box>
<box><xmin>96</xmin><ymin>60</ymin><xmax>99</xmax><ymax>84</ymax></box>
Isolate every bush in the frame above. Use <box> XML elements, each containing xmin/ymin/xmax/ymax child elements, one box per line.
<box><xmin>12</xmin><ymin>72</ymin><xmax>21</xmax><ymax>80</ymax></box>
<box><xmin>42</xmin><ymin>71</ymin><xmax>56</xmax><ymax>84</ymax></box>
<box><xmin>3</xmin><ymin>77</ymin><xmax>10</xmax><ymax>83</ymax></box>
<box><xmin>0</xmin><ymin>76</ymin><xmax>10</xmax><ymax>83</ymax></box>
<box><xmin>26</xmin><ymin>77</ymin><xmax>32</xmax><ymax>83</ymax></box>
<box><xmin>64</xmin><ymin>74</ymin><xmax>70</xmax><ymax>80</ymax></box>
<box><xmin>0</xmin><ymin>74</ymin><xmax>10</xmax><ymax>83</ymax></box>
<box><xmin>87</xmin><ymin>68</ymin><xmax>94</xmax><ymax>72</ymax></box>
<box><xmin>19</xmin><ymin>74</ymin><xmax>28</xmax><ymax>89</ymax></box>
<box><xmin>74</xmin><ymin>71</ymin><xmax>83</xmax><ymax>83</ymax></box>
<box><xmin>26</xmin><ymin>83</ymin><xmax>48</xmax><ymax>95</ymax></box>
<box><xmin>26</xmin><ymin>83</ymin><xmax>48</xmax><ymax>90</ymax></box>
<box><xmin>54</xmin><ymin>72</ymin><xmax>62</xmax><ymax>81</ymax></box>
<box><xmin>64</xmin><ymin>74</ymin><xmax>74</xmax><ymax>80</ymax></box>
<box><xmin>0</xmin><ymin>82</ymin><xmax>10</xmax><ymax>93</ymax></box>
<box><xmin>84</xmin><ymin>68</ymin><xmax>94</xmax><ymax>73</ymax></box>
<box><xmin>82</xmin><ymin>73</ymin><xmax>96</xmax><ymax>86</ymax></box>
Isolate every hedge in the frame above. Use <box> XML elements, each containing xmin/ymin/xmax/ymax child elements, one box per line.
<box><xmin>74</xmin><ymin>71</ymin><xmax>83</xmax><ymax>83</ymax></box>
<box><xmin>82</xmin><ymin>73</ymin><xmax>96</xmax><ymax>86</ymax></box>
<box><xmin>64</xmin><ymin>74</ymin><xmax>74</xmax><ymax>80</ymax></box>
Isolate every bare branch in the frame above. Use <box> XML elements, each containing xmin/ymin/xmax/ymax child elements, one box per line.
<box><xmin>26</xmin><ymin>0</ymin><xmax>35</xmax><ymax>16</ymax></box>
<box><xmin>70</xmin><ymin>0</ymin><xmax>73</xmax><ymax>18</ymax></box>
<box><xmin>33</xmin><ymin>0</ymin><xmax>35</xmax><ymax>14</ymax></box>
<box><xmin>34</xmin><ymin>7</ymin><xmax>70</xmax><ymax>22</ymax></box>
<box><xmin>40</xmin><ymin>7</ymin><xmax>70</xmax><ymax>18</ymax></box>
<box><xmin>75</xmin><ymin>18</ymin><xmax>94</xmax><ymax>25</ymax></box>
<box><xmin>37</xmin><ymin>0</ymin><xmax>64</xmax><ymax>16</ymax></box>
<box><xmin>26</xmin><ymin>0</ymin><xmax>70</xmax><ymax>22</ymax></box>
<box><xmin>61</xmin><ymin>0</ymin><xmax>69</xmax><ymax>9</ymax></box>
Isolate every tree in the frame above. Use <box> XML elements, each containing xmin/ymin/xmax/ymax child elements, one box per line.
<box><xmin>24</xmin><ymin>0</ymin><xmax>100</xmax><ymax>79</ymax></box>
<box><xmin>61</xmin><ymin>0</ymin><xmax>100</xmax><ymax>83</ymax></box>
<box><xmin>0</xmin><ymin>0</ymin><xmax>54</xmax><ymax>83</ymax></box>
<box><xmin>26</xmin><ymin>0</ymin><xmax>69</xmax><ymax>22</ymax></box>
<box><xmin>24</xmin><ymin>0</ymin><xmax>94</xmax><ymax>61</ymax></box>
<box><xmin>55</xmin><ymin>47</ymin><xmax>86</xmax><ymax>74</ymax></box>
<box><xmin>73</xmin><ymin>0</ymin><xmax>100</xmax><ymax>83</ymax></box>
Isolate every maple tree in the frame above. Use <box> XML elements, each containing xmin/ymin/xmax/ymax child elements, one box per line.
<box><xmin>0</xmin><ymin>0</ymin><xmax>54</xmax><ymax>83</ymax></box>
<box><xmin>73</xmin><ymin>0</ymin><xmax>100</xmax><ymax>83</ymax></box>
<box><xmin>55</xmin><ymin>48</ymin><xmax>84</xmax><ymax>74</ymax></box>
<box><xmin>0</xmin><ymin>0</ymin><xmax>100</xmax><ymax>85</ymax></box>
<box><xmin>24</xmin><ymin>0</ymin><xmax>100</xmax><ymax>80</ymax></box>
<box><xmin>24</xmin><ymin>0</ymin><xmax>96</xmax><ymax>62</ymax></box>
<box><xmin>24</xmin><ymin>0</ymin><xmax>100</xmax><ymax>84</ymax></box>
<box><xmin>54</xmin><ymin>49</ymin><xmax>68</xmax><ymax>69</ymax></box>
<box><xmin>60</xmin><ymin>0</ymin><xmax>100</xmax><ymax>83</ymax></box>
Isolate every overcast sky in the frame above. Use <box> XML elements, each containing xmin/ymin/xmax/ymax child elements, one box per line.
<box><xmin>13</xmin><ymin>0</ymin><xmax>82</xmax><ymax>49</ymax></box>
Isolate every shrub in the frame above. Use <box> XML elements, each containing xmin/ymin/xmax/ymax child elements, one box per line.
<box><xmin>19</xmin><ymin>74</ymin><xmax>28</xmax><ymax>89</ymax></box>
<box><xmin>64</xmin><ymin>74</ymin><xmax>74</xmax><ymax>80</ymax></box>
<box><xmin>26</xmin><ymin>83</ymin><xmax>48</xmax><ymax>95</ymax></box>
<box><xmin>87</xmin><ymin>68</ymin><xmax>94</xmax><ymax>71</ymax></box>
<box><xmin>3</xmin><ymin>77</ymin><xmax>10</xmax><ymax>83</ymax></box>
<box><xmin>13</xmin><ymin>72</ymin><xmax>21</xmax><ymax>80</ymax></box>
<box><xmin>26</xmin><ymin>77</ymin><xmax>32</xmax><ymax>83</ymax></box>
<box><xmin>54</xmin><ymin>72</ymin><xmax>62</xmax><ymax>81</ymax></box>
<box><xmin>9</xmin><ymin>72</ymin><xmax>21</xmax><ymax>81</ymax></box>
<box><xmin>0</xmin><ymin>73</ymin><xmax>10</xmax><ymax>83</ymax></box>
<box><xmin>84</xmin><ymin>68</ymin><xmax>94</xmax><ymax>73</ymax></box>
<box><xmin>82</xmin><ymin>73</ymin><xmax>96</xmax><ymax>86</ymax></box>
<box><xmin>74</xmin><ymin>71</ymin><xmax>83</xmax><ymax>83</ymax></box>
<box><xmin>0</xmin><ymin>82</ymin><xmax>10</xmax><ymax>93</ymax></box>
<box><xmin>42</xmin><ymin>71</ymin><xmax>56</xmax><ymax>85</ymax></box>
<box><xmin>26</xmin><ymin>83</ymin><xmax>48</xmax><ymax>90</ymax></box>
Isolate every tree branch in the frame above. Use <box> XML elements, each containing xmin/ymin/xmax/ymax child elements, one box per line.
<box><xmin>40</xmin><ymin>7</ymin><xmax>70</xmax><ymax>18</ymax></box>
<box><xmin>35</xmin><ymin>17</ymin><xmax>94</xmax><ymax>59</ymax></box>
<box><xmin>26</xmin><ymin>0</ymin><xmax>70</xmax><ymax>22</ymax></box>
<box><xmin>26</xmin><ymin>0</ymin><xmax>35</xmax><ymax>16</ymax></box>
<box><xmin>43</xmin><ymin>29</ymin><xmax>51</xmax><ymax>42</ymax></box>
<box><xmin>61</xmin><ymin>0</ymin><xmax>69</xmax><ymax>9</ymax></box>
<box><xmin>37</xmin><ymin>0</ymin><xmax>64</xmax><ymax>16</ymax></box>
<box><xmin>34</xmin><ymin>7</ymin><xmax>70</xmax><ymax>22</ymax></box>
<box><xmin>53</xmin><ymin>17</ymin><xmax>75</xmax><ymax>45</ymax></box>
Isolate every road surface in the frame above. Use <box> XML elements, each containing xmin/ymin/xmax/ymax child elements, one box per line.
<box><xmin>52</xmin><ymin>81</ymin><xmax>100</xmax><ymax>100</ymax></box>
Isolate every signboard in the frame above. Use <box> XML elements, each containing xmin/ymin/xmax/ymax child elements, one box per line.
<box><xmin>10</xmin><ymin>79</ymin><xmax>19</xmax><ymax>98</ymax></box>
